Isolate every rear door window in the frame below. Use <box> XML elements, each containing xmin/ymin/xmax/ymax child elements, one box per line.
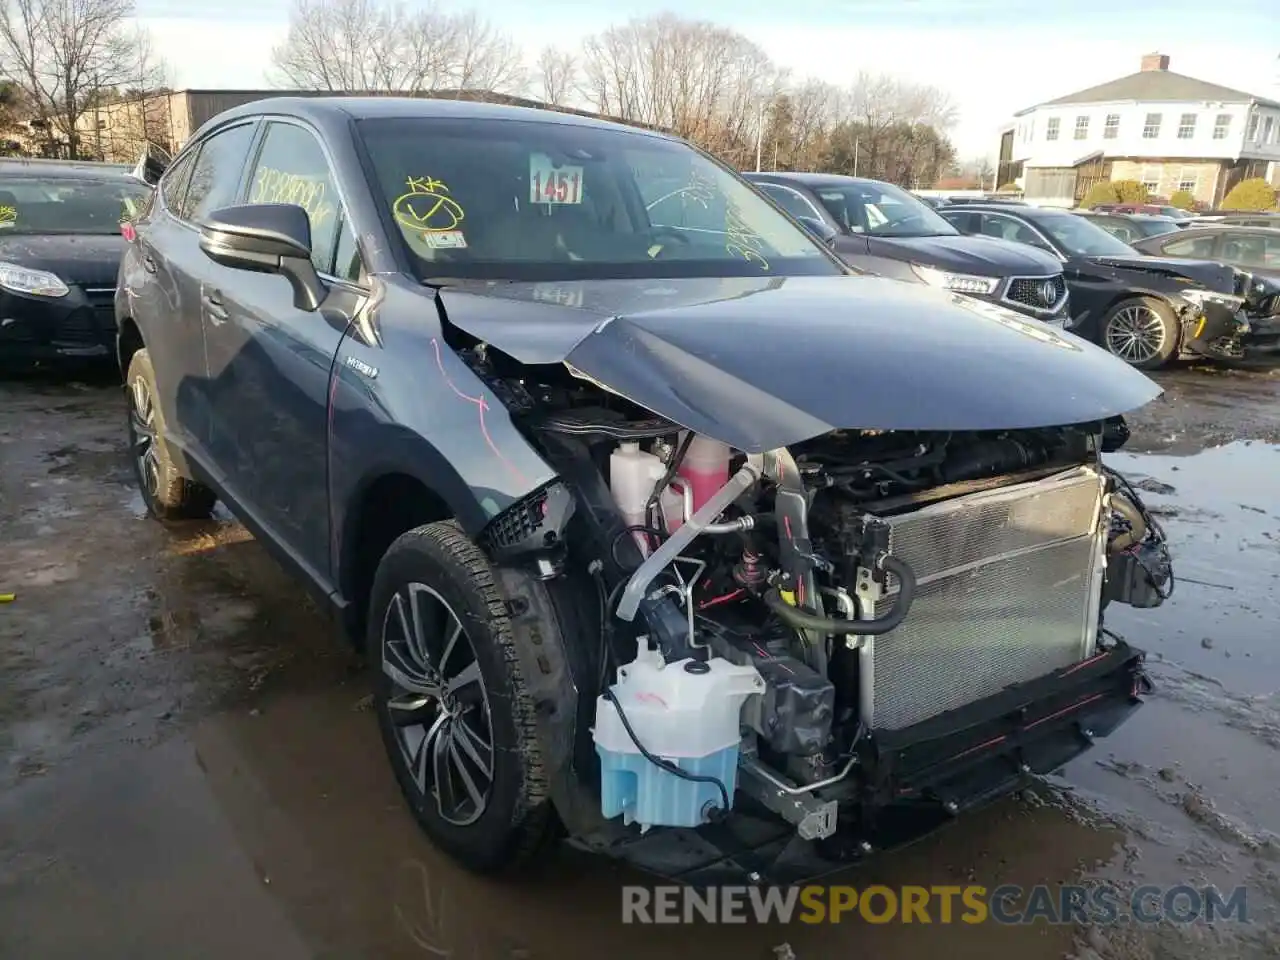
<box><xmin>184</xmin><ymin>122</ymin><xmax>257</xmax><ymax>224</ymax></box>
<box><xmin>1160</xmin><ymin>234</ymin><xmax>1217</xmax><ymax>258</ymax></box>
<box><xmin>159</xmin><ymin>150</ymin><xmax>197</xmax><ymax>218</ymax></box>
<box><xmin>1218</xmin><ymin>233</ymin><xmax>1280</xmax><ymax>268</ymax></box>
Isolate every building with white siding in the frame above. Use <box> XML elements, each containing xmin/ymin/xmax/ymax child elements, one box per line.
<box><xmin>995</xmin><ymin>53</ymin><xmax>1280</xmax><ymax>208</ymax></box>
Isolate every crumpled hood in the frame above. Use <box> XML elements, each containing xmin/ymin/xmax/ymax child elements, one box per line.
<box><xmin>438</xmin><ymin>275</ymin><xmax>1161</xmax><ymax>452</ymax></box>
<box><xmin>1088</xmin><ymin>254</ymin><xmax>1237</xmax><ymax>294</ymax></box>
<box><xmin>870</xmin><ymin>234</ymin><xmax>1062</xmax><ymax>276</ymax></box>
<box><xmin>0</xmin><ymin>233</ymin><xmax>123</xmax><ymax>287</ymax></box>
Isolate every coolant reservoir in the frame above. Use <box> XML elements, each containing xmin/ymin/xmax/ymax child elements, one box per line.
<box><xmin>677</xmin><ymin>434</ymin><xmax>731</xmax><ymax>516</ymax></box>
<box><xmin>610</xmin><ymin>442</ymin><xmax>667</xmax><ymax>554</ymax></box>
<box><xmin>593</xmin><ymin>640</ymin><xmax>763</xmax><ymax>831</ymax></box>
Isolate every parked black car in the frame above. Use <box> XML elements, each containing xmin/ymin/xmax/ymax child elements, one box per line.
<box><xmin>941</xmin><ymin>202</ymin><xmax>1279</xmax><ymax>368</ymax></box>
<box><xmin>1130</xmin><ymin>225</ymin><xmax>1280</xmax><ymax>282</ymax></box>
<box><xmin>1073</xmin><ymin>211</ymin><xmax>1182</xmax><ymax>244</ymax></box>
<box><xmin>742</xmin><ymin>172</ymin><xmax>1069</xmax><ymax>323</ymax></box>
<box><xmin>0</xmin><ymin>159</ymin><xmax>151</xmax><ymax>368</ymax></box>
<box><xmin>120</xmin><ymin>96</ymin><xmax>1171</xmax><ymax>886</ymax></box>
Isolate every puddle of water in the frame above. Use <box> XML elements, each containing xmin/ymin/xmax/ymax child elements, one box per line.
<box><xmin>1104</xmin><ymin>441</ymin><xmax>1280</xmax><ymax>695</ymax></box>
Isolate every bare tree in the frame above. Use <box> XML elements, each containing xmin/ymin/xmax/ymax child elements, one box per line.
<box><xmin>535</xmin><ymin>45</ymin><xmax>575</xmax><ymax>106</ymax></box>
<box><xmin>448</xmin><ymin>10</ymin><xmax>523</xmax><ymax>92</ymax></box>
<box><xmin>763</xmin><ymin>79</ymin><xmax>842</xmax><ymax>170</ymax></box>
<box><xmin>269</xmin><ymin>0</ymin><xmax>524</xmax><ymax>95</ymax></box>
<box><xmin>573</xmin><ymin>14</ymin><xmax>955</xmax><ymax>182</ymax></box>
<box><xmin>0</xmin><ymin>0</ymin><xmax>165</xmax><ymax>159</ymax></box>
<box><xmin>578</xmin><ymin>13</ymin><xmax>783</xmax><ymax>168</ymax></box>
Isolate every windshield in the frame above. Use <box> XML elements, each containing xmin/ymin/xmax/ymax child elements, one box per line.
<box><xmin>1035</xmin><ymin>212</ymin><xmax>1138</xmax><ymax>257</ymax></box>
<box><xmin>356</xmin><ymin>117</ymin><xmax>842</xmax><ymax>281</ymax></box>
<box><xmin>0</xmin><ymin>176</ymin><xmax>150</xmax><ymax>235</ymax></box>
<box><xmin>810</xmin><ymin>181</ymin><xmax>959</xmax><ymax>238</ymax></box>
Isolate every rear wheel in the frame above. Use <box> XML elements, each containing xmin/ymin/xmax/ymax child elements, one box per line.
<box><xmin>1101</xmin><ymin>297</ymin><xmax>1178</xmax><ymax>370</ymax></box>
<box><xmin>125</xmin><ymin>348</ymin><xmax>216</xmax><ymax>520</ymax></box>
<box><xmin>368</xmin><ymin>520</ymin><xmax>556</xmax><ymax>873</ymax></box>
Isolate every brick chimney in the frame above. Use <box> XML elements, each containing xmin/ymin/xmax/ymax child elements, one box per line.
<box><xmin>1141</xmin><ymin>52</ymin><xmax>1170</xmax><ymax>72</ymax></box>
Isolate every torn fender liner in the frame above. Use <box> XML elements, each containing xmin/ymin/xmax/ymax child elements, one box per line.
<box><xmin>439</xmin><ymin>275</ymin><xmax>1162</xmax><ymax>453</ymax></box>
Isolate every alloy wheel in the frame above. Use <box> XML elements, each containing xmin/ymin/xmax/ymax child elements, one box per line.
<box><xmin>128</xmin><ymin>375</ymin><xmax>160</xmax><ymax>497</ymax></box>
<box><xmin>1105</xmin><ymin>305</ymin><xmax>1167</xmax><ymax>364</ymax></box>
<box><xmin>381</xmin><ymin>582</ymin><xmax>495</xmax><ymax>827</ymax></box>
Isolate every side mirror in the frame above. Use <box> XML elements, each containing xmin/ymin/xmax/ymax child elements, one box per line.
<box><xmin>796</xmin><ymin>216</ymin><xmax>838</xmax><ymax>248</ymax></box>
<box><xmin>198</xmin><ymin>203</ymin><xmax>327</xmax><ymax>312</ymax></box>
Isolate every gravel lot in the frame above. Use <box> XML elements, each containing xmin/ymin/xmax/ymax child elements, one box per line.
<box><xmin>2</xmin><ymin>362</ymin><xmax>1279</xmax><ymax>959</ymax></box>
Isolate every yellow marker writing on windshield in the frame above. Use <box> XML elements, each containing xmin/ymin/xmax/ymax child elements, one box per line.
<box><xmin>393</xmin><ymin>176</ymin><xmax>465</xmax><ymax>234</ymax></box>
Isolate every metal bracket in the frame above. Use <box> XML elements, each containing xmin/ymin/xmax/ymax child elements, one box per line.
<box><xmin>737</xmin><ymin>755</ymin><xmax>839</xmax><ymax>840</ymax></box>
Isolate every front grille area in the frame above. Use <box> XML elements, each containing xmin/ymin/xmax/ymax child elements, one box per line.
<box><xmin>1005</xmin><ymin>274</ymin><xmax>1067</xmax><ymax>313</ymax></box>
<box><xmin>54</xmin><ymin>286</ymin><xmax>117</xmax><ymax>344</ymax></box>
<box><xmin>865</xmin><ymin>467</ymin><xmax>1106</xmax><ymax>730</ymax></box>
<box><xmin>52</xmin><ymin>308</ymin><xmax>97</xmax><ymax>344</ymax></box>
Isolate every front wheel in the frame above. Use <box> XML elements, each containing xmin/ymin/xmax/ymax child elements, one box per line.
<box><xmin>368</xmin><ymin>520</ymin><xmax>557</xmax><ymax>874</ymax></box>
<box><xmin>125</xmin><ymin>348</ymin><xmax>216</xmax><ymax>520</ymax></box>
<box><xmin>1101</xmin><ymin>297</ymin><xmax>1179</xmax><ymax>370</ymax></box>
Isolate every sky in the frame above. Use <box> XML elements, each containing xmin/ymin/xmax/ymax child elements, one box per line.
<box><xmin>132</xmin><ymin>0</ymin><xmax>1280</xmax><ymax>161</ymax></box>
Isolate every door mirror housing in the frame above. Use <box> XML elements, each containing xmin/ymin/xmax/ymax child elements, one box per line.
<box><xmin>796</xmin><ymin>216</ymin><xmax>838</xmax><ymax>248</ymax></box>
<box><xmin>198</xmin><ymin>203</ymin><xmax>327</xmax><ymax>311</ymax></box>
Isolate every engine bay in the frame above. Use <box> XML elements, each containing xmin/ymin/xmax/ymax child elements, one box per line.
<box><xmin>460</xmin><ymin>341</ymin><xmax>1173</xmax><ymax>848</ymax></box>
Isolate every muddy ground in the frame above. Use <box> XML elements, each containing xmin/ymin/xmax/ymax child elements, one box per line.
<box><xmin>2</xmin><ymin>362</ymin><xmax>1279</xmax><ymax>959</ymax></box>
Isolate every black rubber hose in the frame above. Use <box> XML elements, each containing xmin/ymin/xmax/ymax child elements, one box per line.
<box><xmin>647</xmin><ymin>431</ymin><xmax>694</xmax><ymax>534</ymax></box>
<box><xmin>765</xmin><ymin>555</ymin><xmax>918</xmax><ymax>636</ymax></box>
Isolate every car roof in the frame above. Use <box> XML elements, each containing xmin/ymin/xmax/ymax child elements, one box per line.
<box><xmin>1079</xmin><ymin>211</ymin><xmax>1175</xmax><ymax>221</ymax></box>
<box><xmin>206</xmin><ymin>95</ymin><xmax>677</xmax><ymax>142</ymax></box>
<box><xmin>0</xmin><ymin>158</ymin><xmax>138</xmax><ymax>181</ymax></box>
<box><xmin>942</xmin><ymin>202</ymin><xmax>1043</xmax><ymax>214</ymax></box>
<box><xmin>743</xmin><ymin>171</ymin><xmax>883</xmax><ymax>189</ymax></box>
<box><xmin>1173</xmin><ymin>224</ymin><xmax>1280</xmax><ymax>234</ymax></box>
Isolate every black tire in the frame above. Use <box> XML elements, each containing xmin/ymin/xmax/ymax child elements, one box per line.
<box><xmin>125</xmin><ymin>348</ymin><xmax>217</xmax><ymax>520</ymax></box>
<box><xmin>368</xmin><ymin>520</ymin><xmax>556</xmax><ymax>874</ymax></box>
<box><xmin>1100</xmin><ymin>296</ymin><xmax>1179</xmax><ymax>370</ymax></box>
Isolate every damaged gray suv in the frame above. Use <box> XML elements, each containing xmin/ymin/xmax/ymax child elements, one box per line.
<box><xmin>117</xmin><ymin>96</ymin><xmax>1173</xmax><ymax>884</ymax></box>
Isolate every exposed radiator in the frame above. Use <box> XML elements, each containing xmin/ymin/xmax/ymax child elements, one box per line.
<box><xmin>860</xmin><ymin>466</ymin><xmax>1107</xmax><ymax>731</ymax></box>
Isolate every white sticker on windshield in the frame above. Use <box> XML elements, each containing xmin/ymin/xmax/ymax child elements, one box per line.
<box><xmin>420</xmin><ymin>230</ymin><xmax>467</xmax><ymax>249</ymax></box>
<box><xmin>530</xmin><ymin>153</ymin><xmax>584</xmax><ymax>204</ymax></box>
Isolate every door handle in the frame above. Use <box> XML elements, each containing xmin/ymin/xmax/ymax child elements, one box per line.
<box><xmin>202</xmin><ymin>290</ymin><xmax>228</xmax><ymax>324</ymax></box>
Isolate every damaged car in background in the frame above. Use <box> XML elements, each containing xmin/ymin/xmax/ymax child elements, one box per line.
<box><xmin>118</xmin><ymin>97</ymin><xmax>1174</xmax><ymax>885</ymax></box>
<box><xmin>942</xmin><ymin>201</ymin><xmax>1280</xmax><ymax>370</ymax></box>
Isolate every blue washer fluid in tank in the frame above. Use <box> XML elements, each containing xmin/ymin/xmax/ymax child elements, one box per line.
<box><xmin>593</xmin><ymin>639</ymin><xmax>764</xmax><ymax>831</ymax></box>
